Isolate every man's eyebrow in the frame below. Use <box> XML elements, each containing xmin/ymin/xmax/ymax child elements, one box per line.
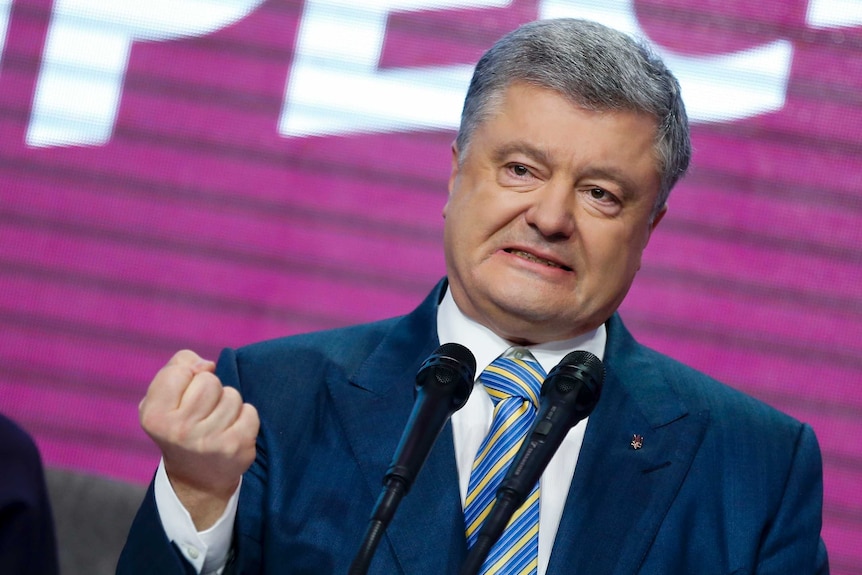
<box><xmin>579</xmin><ymin>167</ymin><xmax>644</xmax><ymax>200</ymax></box>
<box><xmin>491</xmin><ymin>142</ymin><xmax>552</xmax><ymax>166</ymax></box>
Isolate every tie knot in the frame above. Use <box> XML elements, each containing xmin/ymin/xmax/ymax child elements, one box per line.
<box><xmin>480</xmin><ymin>347</ymin><xmax>545</xmax><ymax>407</ymax></box>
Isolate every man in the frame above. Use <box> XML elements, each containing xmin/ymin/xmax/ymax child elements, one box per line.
<box><xmin>0</xmin><ymin>413</ymin><xmax>59</xmax><ymax>575</ymax></box>
<box><xmin>119</xmin><ymin>18</ymin><xmax>829</xmax><ymax>574</ymax></box>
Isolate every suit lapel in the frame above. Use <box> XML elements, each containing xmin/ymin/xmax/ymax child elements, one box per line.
<box><xmin>327</xmin><ymin>282</ymin><xmax>467</xmax><ymax>574</ymax></box>
<box><xmin>547</xmin><ymin>315</ymin><xmax>710</xmax><ymax>574</ymax></box>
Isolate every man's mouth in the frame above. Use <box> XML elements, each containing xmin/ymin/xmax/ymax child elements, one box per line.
<box><xmin>505</xmin><ymin>249</ymin><xmax>572</xmax><ymax>271</ymax></box>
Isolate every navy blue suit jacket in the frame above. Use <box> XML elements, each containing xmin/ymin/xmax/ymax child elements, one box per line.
<box><xmin>119</xmin><ymin>281</ymin><xmax>828</xmax><ymax>574</ymax></box>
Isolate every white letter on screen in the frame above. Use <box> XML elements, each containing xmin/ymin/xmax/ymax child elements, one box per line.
<box><xmin>806</xmin><ymin>0</ymin><xmax>862</xmax><ymax>29</ymax></box>
<box><xmin>539</xmin><ymin>0</ymin><xmax>793</xmax><ymax>123</ymax></box>
<box><xmin>27</xmin><ymin>0</ymin><xmax>265</xmax><ymax>148</ymax></box>
<box><xmin>0</xmin><ymin>0</ymin><xmax>12</xmax><ymax>72</ymax></box>
<box><xmin>279</xmin><ymin>0</ymin><xmax>510</xmax><ymax>138</ymax></box>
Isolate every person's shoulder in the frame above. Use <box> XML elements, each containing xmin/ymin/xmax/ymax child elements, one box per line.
<box><xmin>639</xmin><ymin>341</ymin><xmax>804</xmax><ymax>437</ymax></box>
<box><xmin>235</xmin><ymin>315</ymin><xmax>402</xmax><ymax>367</ymax></box>
<box><xmin>219</xmin><ymin>314</ymin><xmax>421</xmax><ymax>416</ymax></box>
<box><xmin>0</xmin><ymin>413</ymin><xmax>40</xmax><ymax>464</ymax></box>
<box><xmin>217</xmin><ymin>315</ymin><xmax>414</xmax><ymax>403</ymax></box>
<box><xmin>608</xmin><ymin>314</ymin><xmax>804</xmax><ymax>435</ymax></box>
<box><xmin>228</xmin><ymin>281</ymin><xmax>445</xmax><ymax>377</ymax></box>
<box><xmin>0</xmin><ymin>414</ymin><xmax>46</xmax><ymax>498</ymax></box>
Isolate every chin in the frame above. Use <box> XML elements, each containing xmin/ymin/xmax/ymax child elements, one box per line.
<box><xmin>491</xmin><ymin>297</ymin><xmax>607</xmax><ymax>343</ymax></box>
<box><xmin>491</xmin><ymin>302</ymin><xmax>571</xmax><ymax>336</ymax></box>
<box><xmin>493</xmin><ymin>284</ymin><xmax>570</xmax><ymax>315</ymax></box>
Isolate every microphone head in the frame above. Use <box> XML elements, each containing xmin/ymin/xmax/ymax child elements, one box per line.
<box><xmin>542</xmin><ymin>350</ymin><xmax>604</xmax><ymax>421</ymax></box>
<box><xmin>415</xmin><ymin>343</ymin><xmax>477</xmax><ymax>410</ymax></box>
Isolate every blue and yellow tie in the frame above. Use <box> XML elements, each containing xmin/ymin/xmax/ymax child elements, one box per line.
<box><xmin>464</xmin><ymin>347</ymin><xmax>545</xmax><ymax>575</ymax></box>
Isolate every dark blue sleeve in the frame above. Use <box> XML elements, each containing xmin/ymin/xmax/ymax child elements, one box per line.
<box><xmin>756</xmin><ymin>423</ymin><xmax>829</xmax><ymax>574</ymax></box>
<box><xmin>216</xmin><ymin>347</ymin><xmax>263</xmax><ymax>575</ymax></box>
<box><xmin>116</xmin><ymin>481</ymin><xmax>198</xmax><ymax>575</ymax></box>
<box><xmin>117</xmin><ymin>348</ymin><xmax>246</xmax><ymax>575</ymax></box>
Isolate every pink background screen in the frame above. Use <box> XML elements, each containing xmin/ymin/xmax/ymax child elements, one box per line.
<box><xmin>0</xmin><ymin>1</ymin><xmax>859</xmax><ymax>571</ymax></box>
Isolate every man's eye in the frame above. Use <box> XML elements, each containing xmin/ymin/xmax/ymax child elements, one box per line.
<box><xmin>510</xmin><ymin>164</ymin><xmax>530</xmax><ymax>177</ymax></box>
<box><xmin>590</xmin><ymin>187</ymin><xmax>609</xmax><ymax>200</ymax></box>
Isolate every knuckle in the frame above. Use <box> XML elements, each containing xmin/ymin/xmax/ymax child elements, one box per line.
<box><xmin>221</xmin><ymin>437</ymin><xmax>241</xmax><ymax>456</ymax></box>
<box><xmin>215</xmin><ymin>392</ymin><xmax>243</xmax><ymax>422</ymax></box>
<box><xmin>169</xmin><ymin>349</ymin><xmax>201</xmax><ymax>366</ymax></box>
<box><xmin>153</xmin><ymin>364</ymin><xmax>194</xmax><ymax>392</ymax></box>
<box><xmin>243</xmin><ymin>404</ymin><xmax>261</xmax><ymax>429</ymax></box>
<box><xmin>233</xmin><ymin>439</ymin><xmax>257</xmax><ymax>463</ymax></box>
<box><xmin>220</xmin><ymin>386</ymin><xmax>243</xmax><ymax>406</ymax></box>
<box><xmin>194</xmin><ymin>370</ymin><xmax>222</xmax><ymax>389</ymax></box>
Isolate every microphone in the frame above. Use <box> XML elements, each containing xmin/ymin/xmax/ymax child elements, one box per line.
<box><xmin>459</xmin><ymin>350</ymin><xmax>604</xmax><ymax>575</ymax></box>
<box><xmin>349</xmin><ymin>343</ymin><xmax>476</xmax><ymax>575</ymax></box>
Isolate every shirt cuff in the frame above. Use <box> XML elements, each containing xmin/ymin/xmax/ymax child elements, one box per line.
<box><xmin>153</xmin><ymin>459</ymin><xmax>240</xmax><ymax>574</ymax></box>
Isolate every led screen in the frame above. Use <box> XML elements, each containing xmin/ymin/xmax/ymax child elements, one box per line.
<box><xmin>0</xmin><ymin>1</ymin><xmax>859</xmax><ymax>571</ymax></box>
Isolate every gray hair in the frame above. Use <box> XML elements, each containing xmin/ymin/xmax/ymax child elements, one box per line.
<box><xmin>455</xmin><ymin>18</ymin><xmax>691</xmax><ymax>214</ymax></box>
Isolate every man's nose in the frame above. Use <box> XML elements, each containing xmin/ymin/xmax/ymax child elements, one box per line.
<box><xmin>524</xmin><ymin>180</ymin><xmax>575</xmax><ymax>239</ymax></box>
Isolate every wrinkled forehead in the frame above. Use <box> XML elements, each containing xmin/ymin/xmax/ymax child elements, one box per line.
<box><xmin>466</xmin><ymin>81</ymin><xmax>663</xmax><ymax>168</ymax></box>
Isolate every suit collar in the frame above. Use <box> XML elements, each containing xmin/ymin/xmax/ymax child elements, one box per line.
<box><xmin>602</xmin><ymin>314</ymin><xmax>690</xmax><ymax>430</ymax></box>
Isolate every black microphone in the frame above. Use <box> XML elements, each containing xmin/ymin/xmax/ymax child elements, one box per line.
<box><xmin>459</xmin><ymin>350</ymin><xmax>604</xmax><ymax>575</ymax></box>
<box><xmin>349</xmin><ymin>343</ymin><xmax>476</xmax><ymax>575</ymax></box>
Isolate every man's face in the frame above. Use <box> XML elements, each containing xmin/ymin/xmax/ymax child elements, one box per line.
<box><xmin>443</xmin><ymin>82</ymin><xmax>665</xmax><ymax>344</ymax></box>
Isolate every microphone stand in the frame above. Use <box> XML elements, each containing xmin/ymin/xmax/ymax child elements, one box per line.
<box><xmin>348</xmin><ymin>343</ymin><xmax>476</xmax><ymax>575</ymax></box>
<box><xmin>348</xmin><ymin>476</ymin><xmax>409</xmax><ymax>575</ymax></box>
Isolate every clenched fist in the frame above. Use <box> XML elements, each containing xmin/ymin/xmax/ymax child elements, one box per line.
<box><xmin>139</xmin><ymin>350</ymin><xmax>260</xmax><ymax>529</ymax></box>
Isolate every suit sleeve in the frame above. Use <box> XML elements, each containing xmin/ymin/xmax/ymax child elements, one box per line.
<box><xmin>756</xmin><ymin>423</ymin><xmax>829</xmax><ymax>574</ymax></box>
<box><xmin>117</xmin><ymin>482</ymin><xmax>199</xmax><ymax>575</ymax></box>
<box><xmin>118</xmin><ymin>347</ymin><xmax>248</xmax><ymax>575</ymax></box>
<box><xmin>217</xmin><ymin>347</ymin><xmax>264</xmax><ymax>575</ymax></box>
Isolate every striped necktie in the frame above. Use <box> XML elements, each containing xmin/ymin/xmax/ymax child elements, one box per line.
<box><xmin>464</xmin><ymin>347</ymin><xmax>545</xmax><ymax>575</ymax></box>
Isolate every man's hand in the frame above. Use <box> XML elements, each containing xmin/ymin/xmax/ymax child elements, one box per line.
<box><xmin>139</xmin><ymin>350</ymin><xmax>260</xmax><ymax>530</ymax></box>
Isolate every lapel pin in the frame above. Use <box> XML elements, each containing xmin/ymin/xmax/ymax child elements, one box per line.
<box><xmin>630</xmin><ymin>434</ymin><xmax>644</xmax><ymax>450</ymax></box>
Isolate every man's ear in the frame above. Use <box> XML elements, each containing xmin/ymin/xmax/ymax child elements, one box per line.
<box><xmin>447</xmin><ymin>142</ymin><xmax>460</xmax><ymax>194</ymax></box>
<box><xmin>650</xmin><ymin>203</ymin><xmax>668</xmax><ymax>233</ymax></box>
<box><xmin>643</xmin><ymin>203</ymin><xmax>668</xmax><ymax>250</ymax></box>
<box><xmin>444</xmin><ymin>142</ymin><xmax>460</xmax><ymax>219</ymax></box>
<box><xmin>636</xmin><ymin>203</ymin><xmax>668</xmax><ymax>271</ymax></box>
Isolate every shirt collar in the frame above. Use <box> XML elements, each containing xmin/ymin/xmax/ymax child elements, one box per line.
<box><xmin>436</xmin><ymin>287</ymin><xmax>606</xmax><ymax>376</ymax></box>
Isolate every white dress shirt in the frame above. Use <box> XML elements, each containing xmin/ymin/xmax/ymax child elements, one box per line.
<box><xmin>154</xmin><ymin>288</ymin><xmax>607</xmax><ymax>574</ymax></box>
<box><xmin>439</xmin><ymin>291</ymin><xmax>606</xmax><ymax>575</ymax></box>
